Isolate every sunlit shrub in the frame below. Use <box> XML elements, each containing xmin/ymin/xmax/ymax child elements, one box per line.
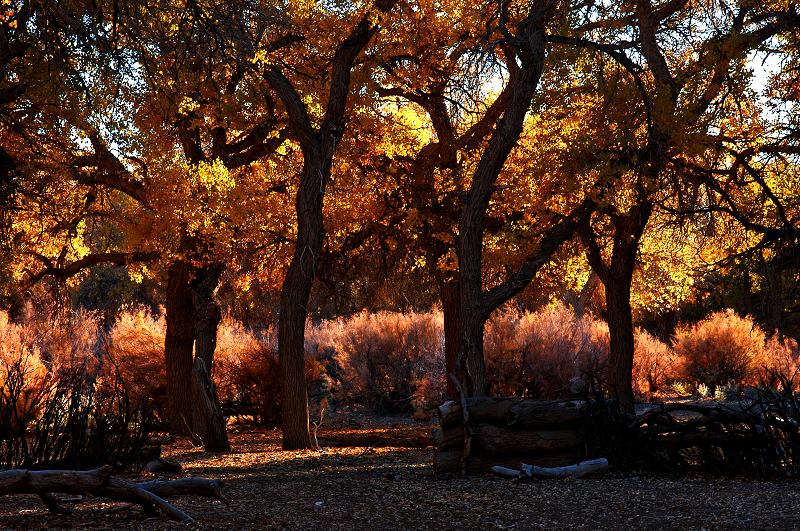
<box><xmin>0</xmin><ymin>311</ymin><xmax>48</xmax><ymax>431</ymax></box>
<box><xmin>484</xmin><ymin>303</ymin><xmax>609</xmax><ymax>398</ymax></box>
<box><xmin>215</xmin><ymin>317</ymin><xmax>281</xmax><ymax>424</ymax></box>
<box><xmin>761</xmin><ymin>335</ymin><xmax>800</xmax><ymax>391</ymax></box>
<box><xmin>106</xmin><ymin>308</ymin><xmax>167</xmax><ymax>414</ymax></box>
<box><xmin>632</xmin><ymin>328</ymin><xmax>676</xmax><ymax>399</ymax></box>
<box><xmin>309</xmin><ymin>310</ymin><xmax>444</xmax><ymax>414</ymax></box>
<box><xmin>674</xmin><ymin>310</ymin><xmax>768</xmax><ymax>389</ymax></box>
<box><xmin>0</xmin><ymin>310</ymin><xmax>154</xmax><ymax>469</ymax></box>
<box><xmin>23</xmin><ymin>306</ymin><xmax>100</xmax><ymax>373</ymax></box>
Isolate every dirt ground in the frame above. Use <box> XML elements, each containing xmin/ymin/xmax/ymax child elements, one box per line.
<box><xmin>2</xmin><ymin>423</ymin><xmax>800</xmax><ymax>530</ymax></box>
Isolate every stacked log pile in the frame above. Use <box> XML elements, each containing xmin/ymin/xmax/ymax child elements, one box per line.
<box><xmin>433</xmin><ymin>398</ymin><xmax>588</xmax><ymax>475</ymax></box>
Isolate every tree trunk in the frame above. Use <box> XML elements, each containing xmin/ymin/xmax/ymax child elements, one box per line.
<box><xmin>190</xmin><ymin>264</ymin><xmax>229</xmax><ymax>451</ymax></box>
<box><xmin>439</xmin><ymin>278</ymin><xmax>462</xmax><ymax>398</ymax></box>
<box><xmin>164</xmin><ymin>260</ymin><xmax>196</xmax><ymax>435</ymax></box>
<box><xmin>278</xmin><ymin>154</ymin><xmax>327</xmax><ymax>450</ymax></box>
<box><xmin>455</xmin><ymin>8</ymin><xmax>551</xmax><ymax>397</ymax></box>
<box><xmin>604</xmin><ymin>275</ymin><xmax>636</xmax><ymax>413</ymax></box>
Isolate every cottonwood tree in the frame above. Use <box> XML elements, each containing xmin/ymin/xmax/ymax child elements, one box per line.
<box><xmin>3</xmin><ymin>0</ymin><xmax>296</xmax><ymax>450</ymax></box>
<box><xmin>558</xmin><ymin>0</ymin><xmax>800</xmax><ymax>411</ymax></box>
<box><xmin>262</xmin><ymin>0</ymin><xmax>399</xmax><ymax>449</ymax></box>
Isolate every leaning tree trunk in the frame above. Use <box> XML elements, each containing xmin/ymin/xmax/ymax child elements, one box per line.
<box><xmin>190</xmin><ymin>263</ymin><xmax>229</xmax><ymax>452</ymax></box>
<box><xmin>439</xmin><ymin>278</ymin><xmax>462</xmax><ymax>398</ymax></box>
<box><xmin>164</xmin><ymin>260</ymin><xmax>196</xmax><ymax>435</ymax></box>
<box><xmin>191</xmin><ymin>358</ymin><xmax>230</xmax><ymax>452</ymax></box>
<box><xmin>278</xmin><ymin>153</ymin><xmax>327</xmax><ymax>450</ymax></box>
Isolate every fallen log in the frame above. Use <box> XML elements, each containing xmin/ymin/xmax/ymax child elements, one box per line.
<box><xmin>316</xmin><ymin>426</ymin><xmax>433</xmax><ymax>448</ymax></box>
<box><xmin>435</xmin><ymin>449</ymin><xmax>583</xmax><ymax>475</ymax></box>
<box><xmin>434</xmin><ymin>423</ymin><xmax>583</xmax><ymax>454</ymax></box>
<box><xmin>492</xmin><ymin>458</ymin><xmax>609</xmax><ymax>479</ymax></box>
<box><xmin>0</xmin><ymin>465</ymin><xmax>225</xmax><ymax>522</ymax></box>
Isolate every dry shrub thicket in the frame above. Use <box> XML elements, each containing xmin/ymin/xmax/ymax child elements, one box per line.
<box><xmin>674</xmin><ymin>309</ymin><xmax>799</xmax><ymax>390</ymax></box>
<box><xmin>0</xmin><ymin>308</ymin><xmax>154</xmax><ymax>469</ymax></box>
<box><xmin>307</xmin><ymin>310</ymin><xmax>445</xmax><ymax>414</ymax></box>
<box><xmin>2</xmin><ymin>305</ymin><xmax>798</xmax><ymax>435</ymax></box>
<box><xmin>484</xmin><ymin>304</ymin><xmax>609</xmax><ymax>397</ymax></box>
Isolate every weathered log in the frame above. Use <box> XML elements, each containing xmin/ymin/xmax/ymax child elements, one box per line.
<box><xmin>434</xmin><ymin>423</ymin><xmax>583</xmax><ymax>454</ymax></box>
<box><xmin>0</xmin><ymin>465</ymin><xmax>225</xmax><ymax>522</ymax></box>
<box><xmin>506</xmin><ymin>400</ymin><xmax>587</xmax><ymax>428</ymax></box>
<box><xmin>434</xmin><ymin>449</ymin><xmax>583</xmax><ymax>475</ymax></box>
<box><xmin>437</xmin><ymin>398</ymin><xmax>521</xmax><ymax>428</ymax></box>
<box><xmin>493</xmin><ymin>458</ymin><xmax>609</xmax><ymax>479</ymax></box>
<box><xmin>438</xmin><ymin>398</ymin><xmax>587</xmax><ymax>429</ymax></box>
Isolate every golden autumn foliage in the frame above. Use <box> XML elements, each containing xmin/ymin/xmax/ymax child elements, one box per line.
<box><xmin>0</xmin><ymin>0</ymin><xmax>798</xmax><ymax>440</ymax></box>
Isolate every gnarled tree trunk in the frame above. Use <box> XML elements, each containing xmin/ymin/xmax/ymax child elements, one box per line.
<box><xmin>165</xmin><ymin>259</ymin><xmax>229</xmax><ymax>450</ymax></box>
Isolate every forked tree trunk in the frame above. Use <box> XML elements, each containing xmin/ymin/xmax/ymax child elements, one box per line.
<box><xmin>164</xmin><ymin>260</ymin><xmax>196</xmax><ymax>435</ymax></box>
<box><xmin>455</xmin><ymin>5</ymin><xmax>554</xmax><ymax>398</ymax></box>
<box><xmin>268</xmin><ymin>0</ymin><xmax>398</xmax><ymax>450</ymax></box>
<box><xmin>190</xmin><ymin>263</ymin><xmax>229</xmax><ymax>451</ymax></box>
<box><xmin>585</xmin><ymin>203</ymin><xmax>652</xmax><ymax>415</ymax></box>
<box><xmin>165</xmin><ymin>260</ymin><xmax>229</xmax><ymax>449</ymax></box>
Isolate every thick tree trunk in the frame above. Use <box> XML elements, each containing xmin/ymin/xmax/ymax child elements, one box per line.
<box><xmin>164</xmin><ymin>260</ymin><xmax>196</xmax><ymax>435</ymax></box>
<box><xmin>604</xmin><ymin>275</ymin><xmax>636</xmax><ymax>414</ymax></box>
<box><xmin>439</xmin><ymin>278</ymin><xmax>462</xmax><ymax>398</ymax></box>
<box><xmin>278</xmin><ymin>155</ymin><xmax>326</xmax><ymax>450</ymax></box>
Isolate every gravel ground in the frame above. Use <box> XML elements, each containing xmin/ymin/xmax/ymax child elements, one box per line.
<box><xmin>1</xmin><ymin>426</ymin><xmax>800</xmax><ymax>530</ymax></box>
